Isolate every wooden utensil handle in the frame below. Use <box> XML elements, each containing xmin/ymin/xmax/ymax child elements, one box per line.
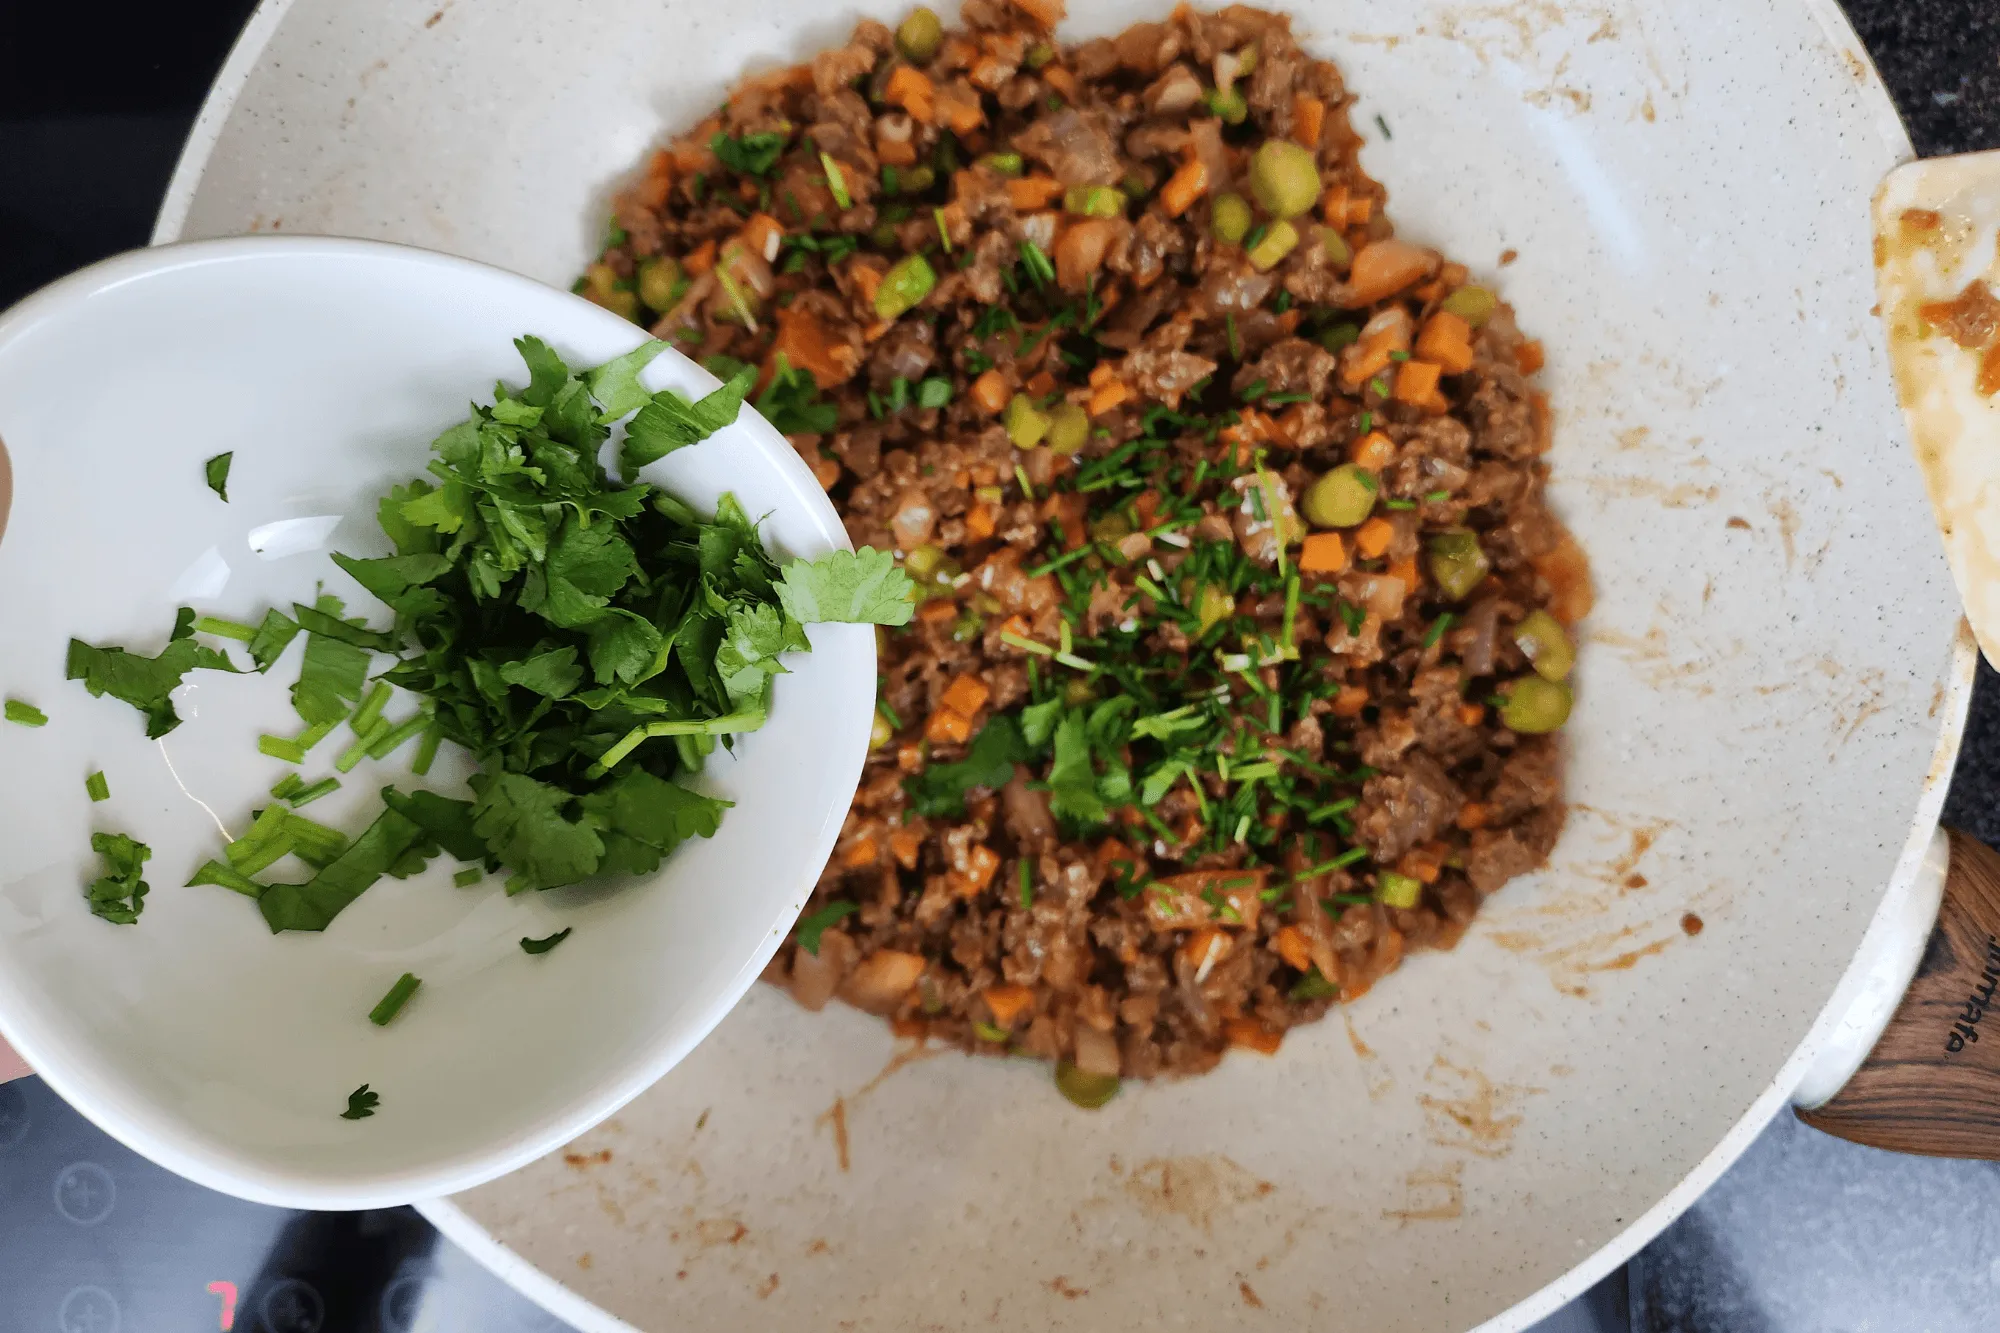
<box><xmin>1798</xmin><ymin>828</ymin><xmax>2000</xmax><ymax>1158</ymax></box>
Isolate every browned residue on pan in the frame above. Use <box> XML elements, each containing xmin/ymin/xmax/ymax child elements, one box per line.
<box><xmin>1046</xmin><ymin>1276</ymin><xmax>1090</xmax><ymax>1300</ymax></box>
<box><xmin>1764</xmin><ymin>492</ymin><xmax>1801</xmax><ymax>567</ymax></box>
<box><xmin>575</xmin><ymin>1252</ymin><xmax>592</xmax><ymax>1270</ymax></box>
<box><xmin>1418</xmin><ymin>1057</ymin><xmax>1546</xmax><ymax>1158</ymax></box>
<box><xmin>694</xmin><ymin>1218</ymin><xmax>749</xmax><ymax>1248</ymax></box>
<box><xmin>815</xmin><ymin>1037</ymin><xmax>944</xmax><ymax>1172</ymax></box>
<box><xmin>563</xmin><ymin>1148</ymin><xmax>613</xmax><ymax>1169</ymax></box>
<box><xmin>1581</xmin><ymin>474</ymin><xmax>1720</xmax><ymax>508</ymax></box>
<box><xmin>1681</xmin><ymin>912</ymin><xmax>1705</xmax><ymax>936</ymax></box>
<box><xmin>1585</xmin><ymin>624</ymin><xmax>1716</xmax><ymax>695</ymax></box>
<box><xmin>1345</xmin><ymin>1013</ymin><xmax>1396</xmax><ymax>1100</ymax></box>
<box><xmin>1122</xmin><ymin>1156</ymin><xmax>1276</xmax><ymax>1232</ymax></box>
<box><xmin>1383</xmin><ymin>1161</ymin><xmax>1465</xmax><ymax>1224</ymax></box>
<box><xmin>755</xmin><ymin>1273</ymin><xmax>780</xmax><ymax>1299</ymax></box>
<box><xmin>1239</xmin><ymin>1281</ymin><xmax>1266</xmax><ymax>1308</ymax></box>
<box><xmin>819</xmin><ymin>1097</ymin><xmax>851</xmax><ymax>1173</ymax></box>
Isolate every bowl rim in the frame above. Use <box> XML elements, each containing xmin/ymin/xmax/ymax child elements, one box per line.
<box><xmin>0</xmin><ymin>233</ymin><xmax>872</xmax><ymax>1211</ymax></box>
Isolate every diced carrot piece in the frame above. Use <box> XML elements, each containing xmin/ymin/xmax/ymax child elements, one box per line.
<box><xmin>1534</xmin><ymin>530</ymin><xmax>1595</xmax><ymax>625</ymax></box>
<box><xmin>1458</xmin><ymin>702</ymin><xmax>1486</xmax><ymax>727</ymax></box>
<box><xmin>889</xmin><ymin>827</ymin><xmax>924</xmax><ymax>869</ymax></box>
<box><xmin>1516</xmin><ymin>339</ymin><xmax>1546</xmax><ymax>374</ymax></box>
<box><xmin>848</xmin><ymin>262</ymin><xmax>884</xmax><ymax>307</ymax></box>
<box><xmin>1160</xmin><ymin>157</ymin><xmax>1208</xmax><ymax>217</ymax></box>
<box><xmin>1009</xmin><ymin>0</ymin><xmax>1066</xmax><ymax>28</ymax></box>
<box><xmin>938</xmin><ymin>87</ymin><xmax>986</xmax><ymax>135</ymax></box>
<box><xmin>1292</xmin><ymin>94</ymin><xmax>1325</xmax><ymax>148</ymax></box>
<box><xmin>1299</xmin><ymin>532</ymin><xmax>1348</xmax><ymax>574</ymax></box>
<box><xmin>1331</xmin><ymin>685</ymin><xmax>1369</xmax><ymax>717</ymax></box>
<box><xmin>1272</xmin><ymin>924</ymin><xmax>1315</xmax><ymax>972</ymax></box>
<box><xmin>1397</xmin><ymin>844</ymin><xmax>1444</xmax><ymax>885</ymax></box>
<box><xmin>1388</xmin><ymin>556</ymin><xmax>1421</xmax><ymax>592</ymax></box>
<box><xmin>983</xmin><ymin>983</ymin><xmax>1035</xmax><ymax>1027</ymax></box>
<box><xmin>1095</xmin><ymin>837</ymin><xmax>1139</xmax><ymax>876</ymax></box>
<box><xmin>885</xmin><ymin>66</ymin><xmax>936</xmax><ymax>123</ymax></box>
<box><xmin>1088</xmin><ymin>362</ymin><xmax>1116</xmax><ymax>387</ymax></box>
<box><xmin>971</xmin><ymin>369</ymin><xmax>1011</xmax><ymax>414</ymax></box>
<box><xmin>1417</xmin><ymin>312</ymin><xmax>1476</xmax><ymax>374</ymax></box>
<box><xmin>951</xmin><ymin>844</ymin><xmax>1001</xmax><ymax>896</ymax></box>
<box><xmin>941</xmin><ymin>673</ymin><xmax>991</xmax><ymax>717</ymax></box>
<box><xmin>1133</xmin><ymin>489</ymin><xmax>1161</xmax><ymax>526</ymax></box>
<box><xmin>682</xmin><ymin>238</ymin><xmax>717</xmax><ymax>275</ymax></box>
<box><xmin>1982</xmin><ymin>341</ymin><xmax>2000</xmax><ymax>397</ymax></box>
<box><xmin>1178</xmin><ymin>925</ymin><xmax>1232</xmax><ymax>973</ymax></box>
<box><xmin>1087</xmin><ymin>379</ymin><xmax>1129</xmax><ymax>416</ymax></box>
<box><xmin>998</xmin><ymin>613</ymin><xmax>1031</xmax><ymax>640</ymax></box>
<box><xmin>918</xmin><ymin>598</ymin><xmax>959</xmax><ymax>624</ymax></box>
<box><xmin>1350</xmin><ymin>430</ymin><xmax>1396</xmax><ymax>470</ymax></box>
<box><xmin>769</xmin><ymin>305</ymin><xmax>860</xmax><ymax>389</ymax></box>
<box><xmin>1225</xmin><ymin>1018</ymin><xmax>1283</xmax><ymax>1054</ymax></box>
<box><xmin>1041</xmin><ymin>491</ymin><xmax>1088</xmax><ymax>548</ymax></box>
<box><xmin>925</xmin><ymin>707</ymin><xmax>974</xmax><ymax>745</ymax></box>
<box><xmin>1008</xmin><ymin>176</ymin><xmax>1065</xmax><ymax>210</ymax></box>
<box><xmin>1456</xmin><ymin>802</ymin><xmax>1493</xmax><ymax>831</ymax></box>
<box><xmin>1393</xmin><ymin>359</ymin><xmax>1443</xmax><ymax>404</ymax></box>
<box><xmin>1346</xmin><ymin>195</ymin><xmax>1374</xmax><ymax>226</ymax></box>
<box><xmin>739</xmin><ymin>212</ymin><xmax>785</xmax><ymax>263</ymax></box>
<box><xmin>672</xmin><ymin>117</ymin><xmax>722</xmax><ymax>173</ymax></box>
<box><xmin>1354</xmin><ymin>516</ymin><xmax>1395</xmax><ymax>560</ymax></box>
<box><xmin>635</xmin><ymin>173</ymin><xmax>671</xmax><ymax>211</ymax></box>
<box><xmin>897</xmin><ymin>741</ymin><xmax>924</xmax><ymax>771</ymax></box>
<box><xmin>1025</xmin><ymin>369</ymin><xmax>1056</xmax><ymax>396</ymax></box>
<box><xmin>877</xmin><ymin>132</ymin><xmax>919</xmax><ymax>167</ymax></box>
<box><xmin>842</xmin><ymin>835</ymin><xmax>879</xmax><ymax>869</ymax></box>
<box><xmin>1042</xmin><ymin>65</ymin><xmax>1079</xmax><ymax>102</ymax></box>
<box><xmin>965</xmin><ymin>501</ymin><xmax>997</xmax><ymax>541</ymax></box>
<box><xmin>1320</xmin><ymin>185</ymin><xmax>1349</xmax><ymax>226</ymax></box>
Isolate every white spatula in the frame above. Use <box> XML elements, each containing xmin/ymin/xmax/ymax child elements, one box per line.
<box><xmin>1875</xmin><ymin>150</ymin><xmax>2000</xmax><ymax>664</ymax></box>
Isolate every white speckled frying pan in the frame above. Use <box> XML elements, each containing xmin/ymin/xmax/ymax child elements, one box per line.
<box><xmin>158</xmin><ymin>1</ymin><xmax>1977</xmax><ymax>1328</ymax></box>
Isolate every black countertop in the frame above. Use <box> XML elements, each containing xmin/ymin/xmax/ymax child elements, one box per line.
<box><xmin>3</xmin><ymin>3</ymin><xmax>2000</xmax><ymax>1332</ymax></box>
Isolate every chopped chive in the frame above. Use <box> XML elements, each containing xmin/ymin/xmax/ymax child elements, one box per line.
<box><xmin>1019</xmin><ymin>238</ymin><xmax>1056</xmax><ymax>286</ymax></box>
<box><xmin>520</xmin><ymin>927</ymin><xmax>572</xmax><ymax>954</ymax></box>
<box><xmin>288</xmin><ymin>777</ymin><xmax>341</xmax><ymax>808</ymax></box>
<box><xmin>365</xmin><ymin>713</ymin><xmax>431</xmax><ymax>760</ymax></box>
<box><xmin>1424</xmin><ymin>612</ymin><xmax>1455</xmax><ymax>650</ymax></box>
<box><xmin>1019</xmin><ymin>858</ymin><xmax>1034</xmax><ymax>909</ymax></box>
<box><xmin>336</xmin><ymin>717</ymin><xmax>393</xmax><ymax>772</ymax></box>
<box><xmin>350</xmin><ymin>681</ymin><xmax>393</xmax><ymax>736</ymax></box>
<box><xmin>186</xmin><ymin>859</ymin><xmax>266</xmax><ymax>898</ymax></box>
<box><xmin>819</xmin><ymin>152</ymin><xmax>852</xmax><ymax>209</ymax></box>
<box><xmin>412</xmin><ymin>723</ymin><xmax>442</xmax><ymax>776</ymax></box>
<box><xmin>297</xmin><ymin>719</ymin><xmax>338</xmax><ymax>753</ymax></box>
<box><xmin>259</xmin><ymin>734</ymin><xmax>308</xmax><ymax>764</ymax></box>
<box><xmin>1000</xmin><ymin>630</ymin><xmax>1054</xmax><ymax>657</ymax></box>
<box><xmin>1424</xmin><ymin>489</ymin><xmax>1451</xmax><ymax>503</ymax></box>
<box><xmin>368</xmin><ymin>973</ymin><xmax>422</xmax><ymax>1026</ymax></box>
<box><xmin>1383</xmin><ymin>499</ymin><xmax>1416</xmax><ymax>510</ymax></box>
<box><xmin>934</xmin><ymin>206</ymin><xmax>952</xmax><ymax>252</ymax></box>
<box><xmin>4</xmin><ymin>699</ymin><xmax>48</xmax><ymax>727</ymax></box>
<box><xmin>270</xmin><ymin>773</ymin><xmax>305</xmax><ymax>801</ymax></box>
<box><xmin>85</xmin><ymin>771</ymin><xmax>110</xmax><ymax>802</ymax></box>
<box><xmin>1225</xmin><ymin>313</ymin><xmax>1241</xmax><ymax>362</ymax></box>
<box><xmin>193</xmin><ymin>616</ymin><xmax>258</xmax><ymax>642</ymax></box>
<box><xmin>1014</xmin><ymin>464</ymin><xmax>1036</xmax><ymax>500</ymax></box>
<box><xmin>1027</xmin><ymin>543</ymin><xmax>1103</xmax><ymax>577</ymax></box>
<box><xmin>453</xmin><ymin>866</ymin><xmax>485</xmax><ymax>887</ymax></box>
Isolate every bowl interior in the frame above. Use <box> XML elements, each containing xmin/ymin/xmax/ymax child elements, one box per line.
<box><xmin>0</xmin><ymin>238</ymin><xmax>872</xmax><ymax>1207</ymax></box>
<box><xmin>163</xmin><ymin>0</ymin><xmax>1969</xmax><ymax>1328</ymax></box>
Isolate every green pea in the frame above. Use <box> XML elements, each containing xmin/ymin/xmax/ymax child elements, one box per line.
<box><xmin>1512</xmin><ymin>609</ymin><xmax>1575</xmax><ymax>681</ymax></box>
<box><xmin>896</xmin><ymin>7</ymin><xmax>944</xmax><ymax>62</ymax></box>
<box><xmin>870</xmin><ymin>713</ymin><xmax>895</xmax><ymax>749</ymax></box>
<box><xmin>898</xmin><ymin>165</ymin><xmax>936</xmax><ymax>194</ymax></box>
<box><xmin>875</xmin><ymin>253</ymin><xmax>937</xmax><ymax>320</ymax></box>
<box><xmin>636</xmin><ymin>256</ymin><xmax>682</xmax><ymax>312</ymax></box>
<box><xmin>1089</xmin><ymin>511</ymin><xmax>1134</xmax><ymax>544</ymax></box>
<box><xmin>1441</xmin><ymin>285</ymin><xmax>1499</xmax><ymax>327</ymax></box>
<box><xmin>1054</xmin><ymin>1061</ymin><xmax>1120</xmax><ymax>1109</ymax></box>
<box><xmin>1499</xmin><ymin>676</ymin><xmax>1573</xmax><ymax>734</ymax></box>
<box><xmin>1211</xmin><ymin>192</ymin><xmax>1253</xmax><ymax>245</ymax></box>
<box><xmin>1246</xmin><ymin>219</ymin><xmax>1299</xmax><ymax>271</ymax></box>
<box><xmin>1376</xmin><ymin>872</ymin><xmax>1423</xmax><ymax>909</ymax></box>
<box><xmin>903</xmin><ymin>544</ymin><xmax>947</xmax><ymax>579</ymax></box>
<box><xmin>1248</xmin><ymin>139</ymin><xmax>1323</xmax><ymax>220</ymax></box>
<box><xmin>1004</xmin><ymin>393</ymin><xmax>1051</xmax><ymax>448</ymax></box>
<box><xmin>1047</xmin><ymin>402</ymin><xmax>1090</xmax><ymax>454</ymax></box>
<box><xmin>1204</xmin><ymin>86</ymin><xmax>1249</xmax><ymax>124</ymax></box>
<box><xmin>1064</xmin><ymin>185</ymin><xmax>1124</xmax><ymax>218</ymax></box>
<box><xmin>1025</xmin><ymin>41</ymin><xmax>1055</xmax><ymax>70</ymax></box>
<box><xmin>1318</xmin><ymin>323</ymin><xmax>1362</xmax><ymax>353</ymax></box>
<box><xmin>1301</xmin><ymin>464</ymin><xmax>1377</xmax><ymax>528</ymax></box>
<box><xmin>979</xmin><ymin>152</ymin><xmax>1025</xmax><ymax>177</ymax></box>
<box><xmin>1427</xmin><ymin>529</ymin><xmax>1490</xmax><ymax>601</ymax></box>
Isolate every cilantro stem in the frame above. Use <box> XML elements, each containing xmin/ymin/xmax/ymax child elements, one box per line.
<box><xmin>186</xmin><ymin>859</ymin><xmax>265</xmax><ymax>898</ymax></box>
<box><xmin>4</xmin><ymin>699</ymin><xmax>48</xmax><ymax>727</ymax></box>
<box><xmin>365</xmin><ymin>713</ymin><xmax>431</xmax><ymax>760</ymax></box>
<box><xmin>85</xmin><ymin>771</ymin><xmax>110</xmax><ymax>802</ymax></box>
<box><xmin>337</xmin><ymin>717</ymin><xmax>393</xmax><ymax>773</ymax></box>
<box><xmin>350</xmin><ymin>681</ymin><xmax>393</xmax><ymax>736</ymax></box>
<box><xmin>453</xmin><ymin>867</ymin><xmax>484</xmax><ymax>887</ymax></box>
<box><xmin>288</xmin><ymin>777</ymin><xmax>341</xmax><ymax>808</ymax></box>
<box><xmin>259</xmin><ymin>734</ymin><xmax>308</xmax><ymax>764</ymax></box>
<box><xmin>412</xmin><ymin>722</ymin><xmax>442</xmax><ymax>776</ymax></box>
<box><xmin>589</xmin><ymin>703</ymin><xmax>769</xmax><ymax>776</ymax></box>
<box><xmin>368</xmin><ymin>973</ymin><xmax>422</xmax><ymax>1026</ymax></box>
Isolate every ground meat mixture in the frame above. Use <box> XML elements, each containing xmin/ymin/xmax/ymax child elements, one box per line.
<box><xmin>580</xmin><ymin>0</ymin><xmax>1592</xmax><ymax>1097</ymax></box>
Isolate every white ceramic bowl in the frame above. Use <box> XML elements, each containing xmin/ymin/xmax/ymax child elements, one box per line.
<box><xmin>0</xmin><ymin>236</ymin><xmax>874</xmax><ymax>1208</ymax></box>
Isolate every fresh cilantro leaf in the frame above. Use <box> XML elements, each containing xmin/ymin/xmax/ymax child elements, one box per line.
<box><xmin>513</xmin><ymin>335</ymin><xmax>571</xmax><ymax>407</ymax></box>
<box><xmin>292</xmin><ymin>601</ymin><xmax>399</xmax><ymax>652</ymax></box>
<box><xmin>710</xmin><ymin>129</ymin><xmax>788</xmax><ymax>177</ymax></box>
<box><xmin>342</xmin><ymin>1084</ymin><xmax>380</xmax><ymax>1120</ymax></box>
<box><xmin>1019</xmin><ymin>698</ymin><xmax>1063</xmax><ymax>747</ymax></box>
<box><xmin>756</xmin><ymin>359</ymin><xmax>839</xmax><ymax>436</ymax></box>
<box><xmin>586</xmin><ymin>611</ymin><xmax>665</xmax><ymax>686</ymax></box>
<box><xmin>520</xmin><ymin>928</ymin><xmax>572</xmax><ymax>955</ymax></box>
<box><xmin>520</xmin><ymin>517</ymin><xmax>636</xmax><ymax>628</ymax></box>
<box><xmin>584</xmin><ymin>339</ymin><xmax>670</xmax><ymax>421</ymax></box>
<box><xmin>470</xmin><ymin>772</ymin><xmax>604</xmax><ymax>893</ymax></box>
<box><xmin>290</xmin><ymin>598</ymin><xmax>374</xmax><ymax>727</ymax></box>
<box><xmin>775</xmin><ymin>547</ymin><xmax>915</xmax><ymax>626</ymax></box>
<box><xmin>795</xmin><ymin>900</ymin><xmax>859</xmax><ymax>955</ymax></box>
<box><xmin>85</xmin><ymin>830</ymin><xmax>151</xmax><ymax>925</ymax></box>
<box><xmin>258</xmin><ymin>806</ymin><xmax>425</xmax><ymax>933</ymax></box>
<box><xmin>246</xmin><ymin>610</ymin><xmax>302</xmax><ymax>672</ymax></box>
<box><xmin>903</xmin><ymin>715</ymin><xmax>1028</xmax><ymax>817</ymax></box>
<box><xmin>67</xmin><ymin>616</ymin><xmax>239</xmax><ymax>738</ymax></box>
<box><xmin>204</xmin><ymin>452</ymin><xmax>233</xmax><ymax>501</ymax></box>
<box><xmin>379</xmin><ymin>787</ymin><xmax>487</xmax><ymax>863</ymax></box>
<box><xmin>579</xmin><ymin>767</ymin><xmax>730</xmax><ymax>876</ymax></box>
<box><xmin>714</xmin><ymin>603</ymin><xmax>793</xmax><ymax>705</ymax></box>
<box><xmin>498</xmin><ymin>644</ymin><xmax>584</xmax><ymax>698</ymax></box>
<box><xmin>1047</xmin><ymin>713</ymin><xmax>1107</xmax><ymax>824</ymax></box>
<box><xmin>331</xmin><ymin>552</ymin><xmax>452</xmax><ymax>607</ymax></box>
<box><xmin>399</xmin><ymin>479</ymin><xmax>476</xmax><ymax>538</ymax></box>
<box><xmin>621</xmin><ymin>365</ymin><xmax>757</xmax><ymax>475</ymax></box>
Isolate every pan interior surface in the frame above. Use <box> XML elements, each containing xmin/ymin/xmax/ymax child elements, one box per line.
<box><xmin>166</xmin><ymin>1</ymin><xmax>1967</xmax><ymax>1329</ymax></box>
